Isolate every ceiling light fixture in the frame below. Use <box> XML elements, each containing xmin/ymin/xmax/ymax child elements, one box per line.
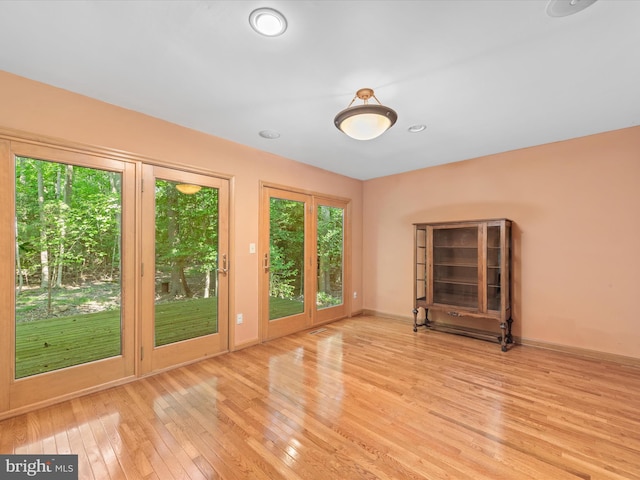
<box><xmin>176</xmin><ymin>184</ymin><xmax>202</xmax><ymax>195</ymax></box>
<box><xmin>408</xmin><ymin>124</ymin><xmax>427</xmax><ymax>133</ymax></box>
<box><xmin>334</xmin><ymin>88</ymin><xmax>398</xmax><ymax>141</ymax></box>
<box><xmin>546</xmin><ymin>0</ymin><xmax>598</xmax><ymax>17</ymax></box>
<box><xmin>259</xmin><ymin>129</ymin><xmax>281</xmax><ymax>139</ymax></box>
<box><xmin>249</xmin><ymin>8</ymin><xmax>287</xmax><ymax>36</ymax></box>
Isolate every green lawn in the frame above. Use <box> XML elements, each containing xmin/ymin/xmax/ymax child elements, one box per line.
<box><xmin>15</xmin><ymin>298</ymin><xmax>218</xmax><ymax>378</ymax></box>
<box><xmin>269</xmin><ymin>296</ymin><xmax>304</xmax><ymax>319</ymax></box>
<box><xmin>15</xmin><ymin>296</ymin><xmax>306</xmax><ymax>378</ymax></box>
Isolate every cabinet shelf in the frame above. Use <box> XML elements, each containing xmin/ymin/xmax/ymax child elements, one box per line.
<box><xmin>435</xmin><ymin>279</ymin><xmax>478</xmax><ymax>286</ymax></box>
<box><xmin>413</xmin><ymin>219</ymin><xmax>513</xmax><ymax>352</ymax></box>
<box><xmin>432</xmin><ymin>292</ymin><xmax>477</xmax><ymax>309</ymax></box>
<box><xmin>434</xmin><ymin>262</ymin><xmax>478</xmax><ymax>267</ymax></box>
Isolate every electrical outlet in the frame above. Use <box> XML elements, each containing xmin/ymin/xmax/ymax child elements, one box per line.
<box><xmin>236</xmin><ymin>313</ymin><xmax>243</xmax><ymax>325</ymax></box>
<box><xmin>249</xmin><ymin>243</ymin><xmax>256</xmax><ymax>254</ymax></box>
<box><xmin>353</xmin><ymin>291</ymin><xmax>357</xmax><ymax>299</ymax></box>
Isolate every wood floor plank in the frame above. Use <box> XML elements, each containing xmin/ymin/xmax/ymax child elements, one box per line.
<box><xmin>52</xmin><ymin>403</ymin><xmax>74</xmax><ymax>455</ymax></box>
<box><xmin>1</xmin><ymin>315</ymin><xmax>639</xmax><ymax>479</ymax></box>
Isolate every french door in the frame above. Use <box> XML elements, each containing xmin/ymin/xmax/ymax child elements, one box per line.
<box><xmin>1</xmin><ymin>141</ymin><xmax>136</xmax><ymax>412</ymax></box>
<box><xmin>140</xmin><ymin>165</ymin><xmax>229</xmax><ymax>373</ymax></box>
<box><xmin>260</xmin><ymin>186</ymin><xmax>349</xmax><ymax>341</ymax></box>
<box><xmin>0</xmin><ymin>138</ymin><xmax>229</xmax><ymax>415</ymax></box>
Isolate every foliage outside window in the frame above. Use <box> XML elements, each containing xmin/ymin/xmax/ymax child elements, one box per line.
<box><xmin>14</xmin><ymin>157</ymin><xmax>122</xmax><ymax>378</ymax></box>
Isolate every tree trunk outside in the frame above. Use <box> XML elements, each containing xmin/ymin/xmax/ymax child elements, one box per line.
<box><xmin>15</xmin><ymin>216</ymin><xmax>23</xmax><ymax>294</ymax></box>
<box><xmin>179</xmin><ymin>261</ymin><xmax>193</xmax><ymax>298</ymax></box>
<box><xmin>36</xmin><ymin>162</ymin><xmax>49</xmax><ymax>290</ymax></box>
<box><xmin>56</xmin><ymin>164</ymin><xmax>73</xmax><ymax>288</ymax></box>
<box><xmin>204</xmin><ymin>269</ymin><xmax>210</xmax><ymax>298</ymax></box>
<box><xmin>319</xmin><ymin>206</ymin><xmax>331</xmax><ymax>296</ymax></box>
<box><xmin>110</xmin><ymin>172</ymin><xmax>120</xmax><ymax>280</ymax></box>
<box><xmin>16</xmin><ymin>159</ymin><xmax>24</xmax><ymax>293</ymax></box>
<box><xmin>166</xmin><ymin>184</ymin><xmax>183</xmax><ymax>297</ymax></box>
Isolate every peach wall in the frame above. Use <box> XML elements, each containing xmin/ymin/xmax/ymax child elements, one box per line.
<box><xmin>0</xmin><ymin>71</ymin><xmax>363</xmax><ymax>347</ymax></box>
<box><xmin>3</xmin><ymin>70</ymin><xmax>638</xmax><ymax>360</ymax></box>
<box><xmin>363</xmin><ymin>127</ymin><xmax>640</xmax><ymax>359</ymax></box>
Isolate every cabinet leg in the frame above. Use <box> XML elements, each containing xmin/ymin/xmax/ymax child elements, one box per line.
<box><xmin>412</xmin><ymin>307</ymin><xmax>429</xmax><ymax>332</ymax></box>
<box><xmin>500</xmin><ymin>322</ymin><xmax>508</xmax><ymax>352</ymax></box>
<box><xmin>506</xmin><ymin>317</ymin><xmax>513</xmax><ymax>344</ymax></box>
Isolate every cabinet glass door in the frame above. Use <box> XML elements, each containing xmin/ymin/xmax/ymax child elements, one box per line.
<box><xmin>432</xmin><ymin>226</ymin><xmax>479</xmax><ymax>309</ymax></box>
<box><xmin>486</xmin><ymin>225</ymin><xmax>501</xmax><ymax>311</ymax></box>
<box><xmin>415</xmin><ymin>226</ymin><xmax>427</xmax><ymax>302</ymax></box>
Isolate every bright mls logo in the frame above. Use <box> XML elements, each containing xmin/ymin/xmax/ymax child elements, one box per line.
<box><xmin>0</xmin><ymin>455</ymin><xmax>77</xmax><ymax>479</ymax></box>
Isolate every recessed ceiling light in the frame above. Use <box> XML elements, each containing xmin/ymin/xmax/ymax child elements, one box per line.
<box><xmin>249</xmin><ymin>8</ymin><xmax>287</xmax><ymax>37</ymax></box>
<box><xmin>546</xmin><ymin>0</ymin><xmax>598</xmax><ymax>17</ymax></box>
<box><xmin>259</xmin><ymin>129</ymin><xmax>281</xmax><ymax>139</ymax></box>
<box><xmin>408</xmin><ymin>124</ymin><xmax>427</xmax><ymax>133</ymax></box>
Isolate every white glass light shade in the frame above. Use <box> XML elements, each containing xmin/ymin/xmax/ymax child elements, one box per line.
<box><xmin>334</xmin><ymin>104</ymin><xmax>398</xmax><ymax>141</ymax></box>
<box><xmin>176</xmin><ymin>184</ymin><xmax>202</xmax><ymax>194</ymax></box>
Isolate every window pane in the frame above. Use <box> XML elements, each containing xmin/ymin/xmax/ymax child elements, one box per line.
<box><xmin>154</xmin><ymin>180</ymin><xmax>219</xmax><ymax>346</ymax></box>
<box><xmin>15</xmin><ymin>158</ymin><xmax>122</xmax><ymax>378</ymax></box>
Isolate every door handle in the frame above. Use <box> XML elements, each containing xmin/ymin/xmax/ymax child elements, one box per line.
<box><xmin>217</xmin><ymin>254</ymin><xmax>228</xmax><ymax>275</ymax></box>
<box><xmin>264</xmin><ymin>253</ymin><xmax>270</xmax><ymax>272</ymax></box>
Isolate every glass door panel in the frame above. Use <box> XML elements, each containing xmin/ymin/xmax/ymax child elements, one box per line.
<box><xmin>141</xmin><ymin>165</ymin><xmax>228</xmax><ymax>373</ymax></box>
<box><xmin>432</xmin><ymin>226</ymin><xmax>479</xmax><ymax>309</ymax></box>
<box><xmin>154</xmin><ymin>179</ymin><xmax>219</xmax><ymax>346</ymax></box>
<box><xmin>14</xmin><ymin>157</ymin><xmax>123</xmax><ymax>378</ymax></box>
<box><xmin>314</xmin><ymin>197</ymin><xmax>349</xmax><ymax>324</ymax></box>
<box><xmin>269</xmin><ymin>197</ymin><xmax>305</xmax><ymax>320</ymax></box>
<box><xmin>316</xmin><ymin>205</ymin><xmax>343</xmax><ymax>310</ymax></box>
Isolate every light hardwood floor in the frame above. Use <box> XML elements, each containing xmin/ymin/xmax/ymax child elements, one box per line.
<box><xmin>1</xmin><ymin>315</ymin><xmax>639</xmax><ymax>479</ymax></box>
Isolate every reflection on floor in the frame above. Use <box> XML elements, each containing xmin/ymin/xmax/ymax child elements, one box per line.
<box><xmin>1</xmin><ymin>315</ymin><xmax>639</xmax><ymax>479</ymax></box>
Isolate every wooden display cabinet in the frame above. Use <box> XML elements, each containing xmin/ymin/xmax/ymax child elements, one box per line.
<box><xmin>413</xmin><ymin>219</ymin><xmax>513</xmax><ymax>351</ymax></box>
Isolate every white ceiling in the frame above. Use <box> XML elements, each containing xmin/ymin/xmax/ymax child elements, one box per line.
<box><xmin>1</xmin><ymin>0</ymin><xmax>639</xmax><ymax>180</ymax></box>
